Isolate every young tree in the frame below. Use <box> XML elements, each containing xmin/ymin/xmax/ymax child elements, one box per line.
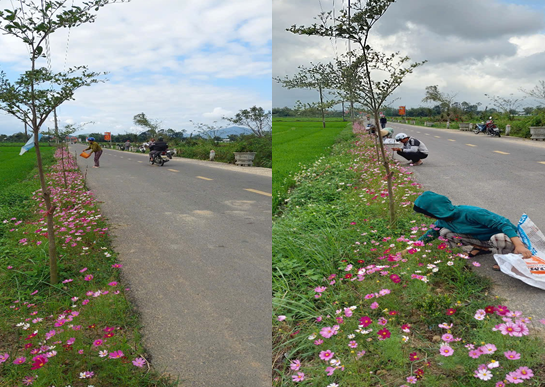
<box><xmin>422</xmin><ymin>85</ymin><xmax>458</xmax><ymax>120</ymax></box>
<box><xmin>0</xmin><ymin>0</ymin><xmax>130</xmax><ymax>285</ymax></box>
<box><xmin>520</xmin><ymin>80</ymin><xmax>545</xmax><ymax>103</ymax></box>
<box><xmin>485</xmin><ymin>93</ymin><xmax>525</xmax><ymax>120</ymax></box>
<box><xmin>133</xmin><ymin>112</ymin><xmax>161</xmax><ymax>137</ymax></box>
<box><xmin>224</xmin><ymin>106</ymin><xmax>272</xmax><ymax>137</ymax></box>
<box><xmin>288</xmin><ymin>0</ymin><xmax>425</xmax><ymax>224</ymax></box>
<box><xmin>274</xmin><ymin>62</ymin><xmax>337</xmax><ymax>128</ymax></box>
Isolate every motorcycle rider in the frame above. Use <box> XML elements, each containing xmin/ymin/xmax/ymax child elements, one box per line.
<box><xmin>485</xmin><ymin>116</ymin><xmax>495</xmax><ymax>131</ymax></box>
<box><xmin>149</xmin><ymin>137</ymin><xmax>168</xmax><ymax>162</ymax></box>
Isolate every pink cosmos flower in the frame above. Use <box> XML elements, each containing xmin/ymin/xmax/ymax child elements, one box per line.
<box><xmin>22</xmin><ymin>376</ymin><xmax>35</xmax><ymax>386</ymax></box>
<box><xmin>359</xmin><ymin>316</ymin><xmax>372</xmax><ymax>327</ymax></box>
<box><xmin>348</xmin><ymin>341</ymin><xmax>358</xmax><ymax>348</ymax></box>
<box><xmin>478</xmin><ymin>343</ymin><xmax>497</xmax><ymax>355</ymax></box>
<box><xmin>290</xmin><ymin>359</ymin><xmax>301</xmax><ymax>371</ymax></box>
<box><xmin>495</xmin><ymin>382</ymin><xmax>505</xmax><ymax>387</ymax></box>
<box><xmin>439</xmin><ymin>344</ymin><xmax>454</xmax><ymax>357</ymax></box>
<box><xmin>108</xmin><ymin>350</ymin><xmax>124</xmax><ymax>359</ymax></box>
<box><xmin>516</xmin><ymin>366</ymin><xmax>533</xmax><ymax>379</ymax></box>
<box><xmin>0</xmin><ymin>353</ymin><xmax>10</xmax><ymax>363</ymax></box>
<box><xmin>495</xmin><ymin>305</ymin><xmax>510</xmax><ymax>316</ymax></box>
<box><xmin>108</xmin><ymin>281</ymin><xmax>118</xmax><ymax>286</ymax></box>
<box><xmin>314</xmin><ymin>339</ymin><xmax>323</xmax><ymax>345</ymax></box>
<box><xmin>468</xmin><ymin>350</ymin><xmax>481</xmax><ymax>359</ymax></box>
<box><xmin>112</xmin><ymin>263</ymin><xmax>123</xmax><ymax>268</ymax></box>
<box><xmin>441</xmin><ymin>333</ymin><xmax>454</xmax><ymax>342</ymax></box>
<box><xmin>504</xmin><ymin>350</ymin><xmax>521</xmax><ymax>360</ymax></box>
<box><xmin>406</xmin><ymin>375</ymin><xmax>417</xmax><ymax>384</ymax></box>
<box><xmin>344</xmin><ymin>308</ymin><xmax>353</xmax><ymax>317</ymax></box>
<box><xmin>314</xmin><ymin>286</ymin><xmax>327</xmax><ymax>293</ymax></box>
<box><xmin>84</xmin><ymin>274</ymin><xmax>93</xmax><ymax>281</ymax></box>
<box><xmin>30</xmin><ymin>355</ymin><xmax>48</xmax><ymax>370</ymax></box>
<box><xmin>370</xmin><ymin>302</ymin><xmax>379</xmax><ymax>309</ymax></box>
<box><xmin>13</xmin><ymin>357</ymin><xmax>26</xmax><ymax>365</ymax></box>
<box><xmin>377</xmin><ymin>317</ymin><xmax>388</xmax><ymax>326</ymax></box>
<box><xmin>292</xmin><ymin>372</ymin><xmax>305</xmax><ymax>382</ymax></box>
<box><xmin>320</xmin><ymin>326</ymin><xmax>336</xmax><ymax>339</ymax></box>
<box><xmin>277</xmin><ymin>315</ymin><xmax>286</xmax><ymax>321</ymax></box>
<box><xmin>132</xmin><ymin>357</ymin><xmax>146</xmax><ymax>367</ymax></box>
<box><xmin>319</xmin><ymin>350</ymin><xmax>334</xmax><ymax>361</ymax></box>
<box><xmin>506</xmin><ymin>371</ymin><xmax>524</xmax><ymax>384</ymax></box>
<box><xmin>377</xmin><ymin>328</ymin><xmax>391</xmax><ymax>340</ymax></box>
<box><xmin>357</xmin><ymin>350</ymin><xmax>366</xmax><ymax>358</ymax></box>
<box><xmin>93</xmin><ymin>339</ymin><xmax>103</xmax><ymax>347</ymax></box>
<box><xmin>325</xmin><ymin>366</ymin><xmax>336</xmax><ymax>376</ymax></box>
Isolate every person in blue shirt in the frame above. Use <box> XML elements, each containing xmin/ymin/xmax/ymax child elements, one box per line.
<box><xmin>412</xmin><ymin>191</ymin><xmax>531</xmax><ymax>270</ymax></box>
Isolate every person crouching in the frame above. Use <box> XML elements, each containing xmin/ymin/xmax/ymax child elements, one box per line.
<box><xmin>392</xmin><ymin>133</ymin><xmax>429</xmax><ymax>166</ymax></box>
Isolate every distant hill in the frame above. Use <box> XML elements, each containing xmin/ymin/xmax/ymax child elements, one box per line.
<box><xmin>206</xmin><ymin>126</ymin><xmax>253</xmax><ymax>138</ymax></box>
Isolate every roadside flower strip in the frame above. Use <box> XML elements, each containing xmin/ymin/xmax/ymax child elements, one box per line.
<box><xmin>0</xmin><ymin>148</ymin><xmax>151</xmax><ymax>386</ymax></box>
<box><xmin>274</xmin><ymin>130</ymin><xmax>545</xmax><ymax>386</ymax></box>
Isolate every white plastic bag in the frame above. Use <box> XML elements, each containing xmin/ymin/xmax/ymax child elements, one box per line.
<box><xmin>493</xmin><ymin>214</ymin><xmax>545</xmax><ymax>290</ymax></box>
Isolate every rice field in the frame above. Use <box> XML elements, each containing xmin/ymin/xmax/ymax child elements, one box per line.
<box><xmin>0</xmin><ymin>144</ymin><xmax>56</xmax><ymax>191</ymax></box>
<box><xmin>272</xmin><ymin>118</ymin><xmax>351</xmax><ymax>213</ymax></box>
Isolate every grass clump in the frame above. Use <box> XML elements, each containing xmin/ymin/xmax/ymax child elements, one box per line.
<box><xmin>273</xmin><ymin>124</ymin><xmax>545</xmax><ymax>386</ymax></box>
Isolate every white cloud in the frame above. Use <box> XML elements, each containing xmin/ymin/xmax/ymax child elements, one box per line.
<box><xmin>273</xmin><ymin>0</ymin><xmax>545</xmax><ymax>110</ymax></box>
<box><xmin>0</xmin><ymin>0</ymin><xmax>271</xmax><ymax>135</ymax></box>
<box><xmin>203</xmin><ymin>107</ymin><xmax>233</xmax><ymax>119</ymax></box>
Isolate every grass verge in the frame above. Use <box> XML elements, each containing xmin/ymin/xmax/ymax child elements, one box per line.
<box><xmin>0</xmin><ymin>146</ymin><xmax>178</xmax><ymax>387</ymax></box>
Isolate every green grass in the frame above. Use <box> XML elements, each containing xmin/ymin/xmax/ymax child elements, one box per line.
<box><xmin>272</xmin><ymin>119</ymin><xmax>352</xmax><ymax>213</ymax></box>
<box><xmin>272</xmin><ymin>128</ymin><xmax>545</xmax><ymax>386</ymax></box>
<box><xmin>0</xmin><ymin>146</ymin><xmax>55</xmax><ymax>191</ymax></box>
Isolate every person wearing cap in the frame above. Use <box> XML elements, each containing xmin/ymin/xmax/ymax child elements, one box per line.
<box><xmin>409</xmin><ymin>191</ymin><xmax>532</xmax><ymax>270</ymax></box>
<box><xmin>82</xmin><ymin>137</ymin><xmax>103</xmax><ymax>168</ymax></box>
<box><xmin>392</xmin><ymin>133</ymin><xmax>429</xmax><ymax>166</ymax></box>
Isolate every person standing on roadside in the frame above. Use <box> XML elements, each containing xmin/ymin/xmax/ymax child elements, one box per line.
<box><xmin>380</xmin><ymin>116</ymin><xmax>387</xmax><ymax>128</ymax></box>
<box><xmin>83</xmin><ymin>137</ymin><xmax>103</xmax><ymax>168</ymax></box>
<box><xmin>392</xmin><ymin>133</ymin><xmax>429</xmax><ymax>166</ymax></box>
<box><xmin>124</xmin><ymin>139</ymin><xmax>131</xmax><ymax>151</ymax></box>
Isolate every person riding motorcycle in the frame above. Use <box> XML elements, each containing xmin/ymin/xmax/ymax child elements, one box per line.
<box><xmin>149</xmin><ymin>137</ymin><xmax>168</xmax><ymax>161</ymax></box>
<box><xmin>485</xmin><ymin>116</ymin><xmax>495</xmax><ymax>130</ymax></box>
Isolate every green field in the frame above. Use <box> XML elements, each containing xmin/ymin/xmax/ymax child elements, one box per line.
<box><xmin>0</xmin><ymin>145</ymin><xmax>55</xmax><ymax>191</ymax></box>
<box><xmin>272</xmin><ymin>119</ymin><xmax>352</xmax><ymax>213</ymax></box>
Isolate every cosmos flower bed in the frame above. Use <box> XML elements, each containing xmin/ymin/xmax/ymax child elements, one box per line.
<box><xmin>0</xmin><ymin>147</ymin><xmax>176</xmax><ymax>387</ymax></box>
<box><xmin>272</xmin><ymin>130</ymin><xmax>545</xmax><ymax>386</ymax></box>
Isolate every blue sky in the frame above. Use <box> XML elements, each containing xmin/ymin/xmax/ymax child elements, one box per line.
<box><xmin>273</xmin><ymin>0</ymin><xmax>545</xmax><ymax>111</ymax></box>
<box><xmin>0</xmin><ymin>0</ymin><xmax>271</xmax><ymax>136</ymax></box>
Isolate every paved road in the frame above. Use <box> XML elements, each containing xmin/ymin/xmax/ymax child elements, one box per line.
<box><xmin>71</xmin><ymin>144</ymin><xmax>272</xmax><ymax>386</ymax></box>
<box><xmin>388</xmin><ymin>123</ymin><xmax>545</xmax><ymax>327</ymax></box>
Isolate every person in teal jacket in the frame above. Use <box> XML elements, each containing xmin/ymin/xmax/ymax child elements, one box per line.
<box><xmin>412</xmin><ymin>191</ymin><xmax>531</xmax><ymax>270</ymax></box>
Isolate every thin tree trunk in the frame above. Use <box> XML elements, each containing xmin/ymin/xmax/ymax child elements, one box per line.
<box><xmin>33</xmin><ymin>131</ymin><xmax>58</xmax><ymax>285</ymax></box>
<box><xmin>319</xmin><ymin>85</ymin><xmax>326</xmax><ymax>128</ymax></box>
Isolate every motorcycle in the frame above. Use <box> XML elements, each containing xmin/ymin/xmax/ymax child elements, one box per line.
<box><xmin>149</xmin><ymin>150</ymin><xmax>175</xmax><ymax>166</ymax></box>
<box><xmin>474</xmin><ymin>122</ymin><xmax>501</xmax><ymax>137</ymax></box>
<box><xmin>138</xmin><ymin>144</ymin><xmax>147</xmax><ymax>153</ymax></box>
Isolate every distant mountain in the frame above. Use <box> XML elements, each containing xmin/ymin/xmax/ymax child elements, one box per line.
<box><xmin>207</xmin><ymin>126</ymin><xmax>253</xmax><ymax>138</ymax></box>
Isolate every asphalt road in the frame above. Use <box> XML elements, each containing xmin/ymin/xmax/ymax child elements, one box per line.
<box><xmin>388</xmin><ymin>123</ymin><xmax>545</xmax><ymax>326</ymax></box>
<box><xmin>70</xmin><ymin>144</ymin><xmax>272</xmax><ymax>386</ymax></box>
